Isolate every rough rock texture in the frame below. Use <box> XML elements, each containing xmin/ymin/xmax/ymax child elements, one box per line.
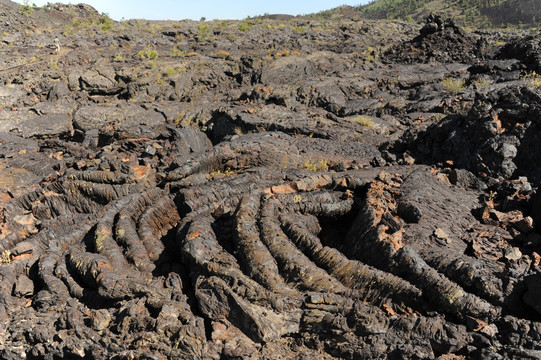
<box><xmin>0</xmin><ymin>4</ymin><xmax>541</xmax><ymax>359</ymax></box>
<box><xmin>385</xmin><ymin>14</ymin><xmax>492</xmax><ymax>64</ymax></box>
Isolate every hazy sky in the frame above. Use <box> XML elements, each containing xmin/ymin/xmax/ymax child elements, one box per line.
<box><xmin>13</xmin><ymin>1</ymin><xmax>370</xmax><ymax>21</ymax></box>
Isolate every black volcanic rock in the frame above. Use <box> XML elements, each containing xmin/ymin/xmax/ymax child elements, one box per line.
<box><xmin>385</xmin><ymin>14</ymin><xmax>492</xmax><ymax>64</ymax></box>
<box><xmin>499</xmin><ymin>32</ymin><xmax>541</xmax><ymax>72</ymax></box>
<box><xmin>0</xmin><ymin>2</ymin><xmax>540</xmax><ymax>359</ymax></box>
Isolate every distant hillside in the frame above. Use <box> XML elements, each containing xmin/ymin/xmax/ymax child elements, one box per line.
<box><xmin>315</xmin><ymin>0</ymin><xmax>541</xmax><ymax>28</ymax></box>
<box><xmin>0</xmin><ymin>0</ymin><xmax>100</xmax><ymax>33</ymax></box>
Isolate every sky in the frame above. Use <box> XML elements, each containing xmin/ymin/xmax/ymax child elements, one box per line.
<box><xmin>13</xmin><ymin>1</ymin><xmax>370</xmax><ymax>21</ymax></box>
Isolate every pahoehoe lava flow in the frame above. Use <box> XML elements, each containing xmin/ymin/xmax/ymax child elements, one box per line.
<box><xmin>0</xmin><ymin>2</ymin><xmax>541</xmax><ymax>359</ymax></box>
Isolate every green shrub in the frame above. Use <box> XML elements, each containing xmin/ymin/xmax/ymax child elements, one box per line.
<box><xmin>350</xmin><ymin>115</ymin><xmax>376</xmax><ymax>129</ymax></box>
<box><xmin>1</xmin><ymin>250</ymin><xmax>11</xmax><ymax>264</ymax></box>
<box><xmin>19</xmin><ymin>1</ymin><xmax>34</xmax><ymax>17</ymax></box>
<box><xmin>171</xmin><ymin>48</ymin><xmax>186</xmax><ymax>57</ymax></box>
<box><xmin>214</xmin><ymin>20</ymin><xmax>228</xmax><ymax>30</ymax></box>
<box><xmin>138</xmin><ymin>47</ymin><xmax>158</xmax><ymax>60</ymax></box>
<box><xmin>442</xmin><ymin>77</ymin><xmax>466</xmax><ymax>95</ymax></box>
<box><xmin>238</xmin><ymin>19</ymin><xmax>252</xmax><ymax>32</ymax></box>
<box><xmin>99</xmin><ymin>13</ymin><xmax>114</xmax><ymax>32</ymax></box>
<box><xmin>197</xmin><ymin>23</ymin><xmax>211</xmax><ymax>42</ymax></box>
<box><xmin>215</xmin><ymin>50</ymin><xmax>230</xmax><ymax>59</ymax></box>
<box><xmin>304</xmin><ymin>159</ymin><xmax>328</xmax><ymax>172</ymax></box>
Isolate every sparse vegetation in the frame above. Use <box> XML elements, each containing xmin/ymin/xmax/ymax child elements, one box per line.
<box><xmin>522</xmin><ymin>71</ymin><xmax>541</xmax><ymax>88</ymax></box>
<box><xmin>196</xmin><ymin>23</ymin><xmax>211</xmax><ymax>42</ymax></box>
<box><xmin>19</xmin><ymin>1</ymin><xmax>34</xmax><ymax>17</ymax></box>
<box><xmin>138</xmin><ymin>47</ymin><xmax>158</xmax><ymax>60</ymax></box>
<box><xmin>473</xmin><ymin>78</ymin><xmax>492</xmax><ymax>88</ymax></box>
<box><xmin>209</xmin><ymin>167</ymin><xmax>237</xmax><ymax>180</ymax></box>
<box><xmin>238</xmin><ymin>19</ymin><xmax>252</xmax><ymax>32</ymax></box>
<box><xmin>215</xmin><ymin>50</ymin><xmax>230</xmax><ymax>59</ymax></box>
<box><xmin>99</xmin><ymin>13</ymin><xmax>114</xmax><ymax>32</ymax></box>
<box><xmin>304</xmin><ymin>159</ymin><xmax>329</xmax><ymax>172</ymax></box>
<box><xmin>1</xmin><ymin>250</ymin><xmax>11</xmax><ymax>264</ymax></box>
<box><xmin>363</xmin><ymin>46</ymin><xmax>378</xmax><ymax>63</ymax></box>
<box><xmin>171</xmin><ymin>48</ymin><xmax>186</xmax><ymax>57</ymax></box>
<box><xmin>213</xmin><ymin>20</ymin><xmax>228</xmax><ymax>30</ymax></box>
<box><xmin>165</xmin><ymin>67</ymin><xmax>176</xmax><ymax>76</ymax></box>
<box><xmin>350</xmin><ymin>115</ymin><xmax>376</xmax><ymax>129</ymax></box>
<box><xmin>442</xmin><ymin>77</ymin><xmax>466</xmax><ymax>95</ymax></box>
<box><xmin>293</xmin><ymin>26</ymin><xmax>306</xmax><ymax>33</ymax></box>
<box><xmin>271</xmin><ymin>49</ymin><xmax>301</xmax><ymax>58</ymax></box>
<box><xmin>313</xmin><ymin>0</ymin><xmax>541</xmax><ymax>28</ymax></box>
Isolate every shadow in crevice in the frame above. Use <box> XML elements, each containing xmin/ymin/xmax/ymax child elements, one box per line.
<box><xmin>154</xmin><ymin>224</ymin><xmax>208</xmax><ymax>333</ymax></box>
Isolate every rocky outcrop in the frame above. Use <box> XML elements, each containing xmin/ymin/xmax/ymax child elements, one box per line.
<box><xmin>385</xmin><ymin>14</ymin><xmax>492</xmax><ymax>64</ymax></box>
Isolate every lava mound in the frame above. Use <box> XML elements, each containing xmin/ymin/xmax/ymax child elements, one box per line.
<box><xmin>499</xmin><ymin>32</ymin><xmax>541</xmax><ymax>72</ymax></box>
<box><xmin>385</xmin><ymin>14</ymin><xmax>489</xmax><ymax>64</ymax></box>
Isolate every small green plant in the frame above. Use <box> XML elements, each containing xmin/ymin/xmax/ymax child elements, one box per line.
<box><xmin>272</xmin><ymin>49</ymin><xmax>300</xmax><ymax>57</ymax></box>
<box><xmin>171</xmin><ymin>48</ymin><xmax>186</xmax><ymax>57</ymax></box>
<box><xmin>70</xmin><ymin>18</ymin><xmax>81</xmax><ymax>29</ymax></box>
<box><xmin>99</xmin><ymin>13</ymin><xmax>114</xmax><ymax>32</ymax></box>
<box><xmin>316</xmin><ymin>159</ymin><xmax>328</xmax><ymax>171</ymax></box>
<box><xmin>442</xmin><ymin>77</ymin><xmax>466</xmax><ymax>95</ymax></box>
<box><xmin>238</xmin><ymin>19</ymin><xmax>252</xmax><ymax>32</ymax></box>
<box><xmin>213</xmin><ymin>20</ymin><xmax>228</xmax><ymax>30</ymax></box>
<box><xmin>146</xmin><ymin>24</ymin><xmax>162</xmax><ymax>35</ymax></box>
<box><xmin>522</xmin><ymin>71</ymin><xmax>541</xmax><ymax>88</ymax></box>
<box><xmin>304</xmin><ymin>159</ymin><xmax>328</xmax><ymax>172</ymax></box>
<box><xmin>19</xmin><ymin>1</ymin><xmax>34</xmax><ymax>17</ymax></box>
<box><xmin>363</xmin><ymin>46</ymin><xmax>378</xmax><ymax>63</ymax></box>
<box><xmin>350</xmin><ymin>115</ymin><xmax>376</xmax><ymax>129</ymax></box>
<box><xmin>196</xmin><ymin>23</ymin><xmax>211</xmax><ymax>42</ymax></box>
<box><xmin>209</xmin><ymin>167</ymin><xmax>236</xmax><ymax>180</ymax></box>
<box><xmin>304</xmin><ymin>161</ymin><xmax>317</xmax><ymax>171</ymax></box>
<box><xmin>62</xmin><ymin>24</ymin><xmax>74</xmax><ymax>36</ymax></box>
<box><xmin>49</xmin><ymin>61</ymin><xmax>59</xmax><ymax>70</ymax></box>
<box><xmin>1</xmin><ymin>250</ymin><xmax>11</xmax><ymax>264</ymax></box>
<box><xmin>113</xmin><ymin>54</ymin><xmax>123</xmax><ymax>62</ymax></box>
<box><xmin>293</xmin><ymin>26</ymin><xmax>306</xmax><ymax>33</ymax></box>
<box><xmin>138</xmin><ymin>47</ymin><xmax>158</xmax><ymax>60</ymax></box>
<box><xmin>215</xmin><ymin>50</ymin><xmax>230</xmax><ymax>59</ymax></box>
